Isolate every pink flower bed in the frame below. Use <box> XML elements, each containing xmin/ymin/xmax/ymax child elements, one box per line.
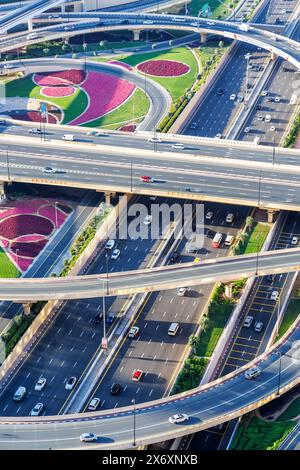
<box><xmin>119</xmin><ymin>124</ymin><xmax>137</xmax><ymax>132</ymax></box>
<box><xmin>68</xmin><ymin>71</ymin><xmax>135</xmax><ymax>126</ymax></box>
<box><xmin>33</xmin><ymin>70</ymin><xmax>86</xmax><ymax>86</ymax></box>
<box><xmin>137</xmin><ymin>60</ymin><xmax>190</xmax><ymax>76</ymax></box>
<box><xmin>108</xmin><ymin>60</ymin><xmax>133</xmax><ymax>71</ymax></box>
<box><xmin>41</xmin><ymin>86</ymin><xmax>75</xmax><ymax>97</ymax></box>
<box><xmin>0</xmin><ymin>198</ymin><xmax>72</xmax><ymax>272</ymax></box>
<box><xmin>8</xmin><ymin>111</ymin><xmax>57</xmax><ymax>124</ymax></box>
<box><xmin>0</xmin><ymin>214</ymin><xmax>54</xmax><ymax>239</ymax></box>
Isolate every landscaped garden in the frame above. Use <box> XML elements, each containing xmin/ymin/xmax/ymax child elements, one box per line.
<box><xmin>0</xmin><ymin>197</ymin><xmax>72</xmax><ymax>274</ymax></box>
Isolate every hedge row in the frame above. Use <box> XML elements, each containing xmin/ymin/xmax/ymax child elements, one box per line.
<box><xmin>283</xmin><ymin>110</ymin><xmax>300</xmax><ymax>148</ymax></box>
<box><xmin>172</xmin><ymin>356</ymin><xmax>209</xmax><ymax>394</ymax></box>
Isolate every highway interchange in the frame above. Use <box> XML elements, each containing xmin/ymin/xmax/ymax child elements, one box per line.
<box><xmin>0</xmin><ymin>0</ymin><xmax>296</xmax><ymax>448</ymax></box>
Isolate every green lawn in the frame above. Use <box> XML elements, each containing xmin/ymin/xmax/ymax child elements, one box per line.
<box><xmin>231</xmin><ymin>416</ymin><xmax>295</xmax><ymax>450</ymax></box>
<box><xmin>278</xmin><ymin>298</ymin><xmax>300</xmax><ymax>339</ymax></box>
<box><xmin>278</xmin><ymin>397</ymin><xmax>300</xmax><ymax>421</ymax></box>
<box><xmin>5</xmin><ymin>75</ymin><xmax>88</xmax><ymax>124</ymax></box>
<box><xmin>169</xmin><ymin>0</ymin><xmax>241</xmax><ymax>19</ymax></box>
<box><xmin>196</xmin><ymin>303</ymin><xmax>234</xmax><ymax>357</ymax></box>
<box><xmin>0</xmin><ymin>248</ymin><xmax>20</xmax><ymax>278</ymax></box>
<box><xmin>82</xmin><ymin>87</ymin><xmax>150</xmax><ymax>130</ymax></box>
<box><xmin>240</xmin><ymin>222</ymin><xmax>270</xmax><ymax>254</ymax></box>
<box><xmin>107</xmin><ymin>47</ymin><xmax>199</xmax><ymax>102</ymax></box>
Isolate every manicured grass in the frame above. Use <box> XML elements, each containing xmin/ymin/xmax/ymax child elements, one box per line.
<box><xmin>5</xmin><ymin>75</ymin><xmax>88</xmax><ymax>124</ymax></box>
<box><xmin>0</xmin><ymin>248</ymin><xmax>20</xmax><ymax>278</ymax></box>
<box><xmin>231</xmin><ymin>416</ymin><xmax>295</xmax><ymax>450</ymax></box>
<box><xmin>83</xmin><ymin>87</ymin><xmax>149</xmax><ymax>129</ymax></box>
<box><xmin>196</xmin><ymin>303</ymin><xmax>234</xmax><ymax>357</ymax></box>
<box><xmin>278</xmin><ymin>298</ymin><xmax>300</xmax><ymax>339</ymax></box>
<box><xmin>108</xmin><ymin>47</ymin><xmax>199</xmax><ymax>101</ymax></box>
<box><xmin>240</xmin><ymin>222</ymin><xmax>270</xmax><ymax>255</ymax></box>
<box><xmin>169</xmin><ymin>0</ymin><xmax>240</xmax><ymax>19</ymax></box>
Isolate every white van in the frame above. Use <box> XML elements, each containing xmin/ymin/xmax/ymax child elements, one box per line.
<box><xmin>13</xmin><ymin>386</ymin><xmax>26</xmax><ymax>402</ymax></box>
<box><xmin>168</xmin><ymin>322</ymin><xmax>179</xmax><ymax>336</ymax></box>
<box><xmin>27</xmin><ymin>32</ymin><xmax>38</xmax><ymax>40</ymax></box>
<box><xmin>62</xmin><ymin>134</ymin><xmax>75</xmax><ymax>141</ymax></box>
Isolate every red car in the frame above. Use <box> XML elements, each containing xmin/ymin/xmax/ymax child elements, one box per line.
<box><xmin>140</xmin><ymin>175</ymin><xmax>154</xmax><ymax>183</ymax></box>
<box><xmin>132</xmin><ymin>369</ymin><xmax>143</xmax><ymax>382</ymax></box>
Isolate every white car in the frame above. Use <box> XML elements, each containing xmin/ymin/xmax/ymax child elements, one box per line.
<box><xmin>205</xmin><ymin>211</ymin><xmax>214</xmax><ymax>220</ymax></box>
<box><xmin>274</xmin><ymin>96</ymin><xmax>280</xmax><ymax>103</ymax></box>
<box><xmin>111</xmin><ymin>249</ymin><xmax>120</xmax><ymax>260</ymax></box>
<box><xmin>265</xmin><ymin>115</ymin><xmax>271</xmax><ymax>123</ymax></box>
<box><xmin>257</xmin><ymin>115</ymin><xmax>263</xmax><ymax>121</ymax></box>
<box><xmin>80</xmin><ymin>433</ymin><xmax>97</xmax><ymax>442</ymax></box>
<box><xmin>172</xmin><ymin>143</ymin><xmax>185</xmax><ymax>150</ymax></box>
<box><xmin>65</xmin><ymin>376</ymin><xmax>77</xmax><ymax>390</ymax></box>
<box><xmin>270</xmin><ymin>126</ymin><xmax>276</xmax><ymax>132</ymax></box>
<box><xmin>29</xmin><ymin>128</ymin><xmax>41</xmax><ymax>134</ymax></box>
<box><xmin>87</xmin><ymin>130</ymin><xmax>100</xmax><ymax>136</ymax></box>
<box><xmin>177</xmin><ymin>287</ymin><xmax>187</xmax><ymax>297</ymax></box>
<box><xmin>143</xmin><ymin>215</ymin><xmax>152</xmax><ymax>225</ymax></box>
<box><xmin>244</xmin><ymin>127</ymin><xmax>251</xmax><ymax>133</ymax></box>
<box><xmin>105</xmin><ymin>239</ymin><xmax>115</xmax><ymax>250</ymax></box>
<box><xmin>88</xmin><ymin>397</ymin><xmax>101</xmax><ymax>411</ymax></box>
<box><xmin>169</xmin><ymin>413</ymin><xmax>189</xmax><ymax>424</ymax></box>
<box><xmin>230</xmin><ymin>94</ymin><xmax>236</xmax><ymax>101</ymax></box>
<box><xmin>42</xmin><ymin>167</ymin><xmax>56</xmax><ymax>174</ymax></box>
<box><xmin>30</xmin><ymin>403</ymin><xmax>44</xmax><ymax>416</ymax></box>
<box><xmin>34</xmin><ymin>377</ymin><xmax>46</xmax><ymax>391</ymax></box>
<box><xmin>291</xmin><ymin>236</ymin><xmax>299</xmax><ymax>245</ymax></box>
<box><xmin>254</xmin><ymin>321</ymin><xmax>264</xmax><ymax>333</ymax></box>
<box><xmin>270</xmin><ymin>290</ymin><xmax>279</xmax><ymax>301</ymax></box>
<box><xmin>215</xmin><ymin>133</ymin><xmax>222</xmax><ymax>139</ymax></box>
<box><xmin>261</xmin><ymin>90</ymin><xmax>268</xmax><ymax>96</ymax></box>
<box><xmin>226</xmin><ymin>213</ymin><xmax>234</xmax><ymax>223</ymax></box>
<box><xmin>148</xmin><ymin>136</ymin><xmax>161</xmax><ymax>143</ymax></box>
<box><xmin>128</xmin><ymin>326</ymin><xmax>140</xmax><ymax>338</ymax></box>
<box><xmin>244</xmin><ymin>367</ymin><xmax>261</xmax><ymax>380</ymax></box>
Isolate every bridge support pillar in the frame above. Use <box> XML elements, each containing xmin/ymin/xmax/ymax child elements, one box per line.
<box><xmin>200</xmin><ymin>32</ymin><xmax>207</xmax><ymax>44</ymax></box>
<box><xmin>0</xmin><ymin>181</ymin><xmax>6</xmax><ymax>201</ymax></box>
<box><xmin>61</xmin><ymin>4</ymin><xmax>65</xmax><ymax>13</ymax></box>
<box><xmin>133</xmin><ymin>30</ymin><xmax>141</xmax><ymax>41</ymax></box>
<box><xmin>267</xmin><ymin>209</ymin><xmax>277</xmax><ymax>223</ymax></box>
<box><xmin>270</xmin><ymin>51</ymin><xmax>276</xmax><ymax>61</ymax></box>
<box><xmin>27</xmin><ymin>18</ymin><xmax>33</xmax><ymax>32</ymax></box>
<box><xmin>225</xmin><ymin>283</ymin><xmax>233</xmax><ymax>299</ymax></box>
<box><xmin>22</xmin><ymin>302</ymin><xmax>32</xmax><ymax>316</ymax></box>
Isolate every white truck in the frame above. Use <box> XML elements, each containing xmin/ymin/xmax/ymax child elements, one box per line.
<box><xmin>62</xmin><ymin>134</ymin><xmax>75</xmax><ymax>141</ymax></box>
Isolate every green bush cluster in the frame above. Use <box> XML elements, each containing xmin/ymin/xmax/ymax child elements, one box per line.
<box><xmin>232</xmin><ymin>416</ymin><xmax>295</xmax><ymax>450</ymax></box>
<box><xmin>157</xmin><ymin>97</ymin><xmax>189</xmax><ymax>132</ymax></box>
<box><xmin>172</xmin><ymin>356</ymin><xmax>209</xmax><ymax>394</ymax></box>
<box><xmin>60</xmin><ymin>211</ymin><xmax>110</xmax><ymax>277</ymax></box>
<box><xmin>4</xmin><ymin>316</ymin><xmax>33</xmax><ymax>357</ymax></box>
<box><xmin>284</xmin><ymin>110</ymin><xmax>300</xmax><ymax>148</ymax></box>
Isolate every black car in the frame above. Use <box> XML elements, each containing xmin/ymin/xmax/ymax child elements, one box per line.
<box><xmin>266</xmin><ymin>97</ymin><xmax>274</xmax><ymax>102</ymax></box>
<box><xmin>206</xmin><ymin>229</ymin><xmax>214</xmax><ymax>238</ymax></box>
<box><xmin>170</xmin><ymin>251</ymin><xmax>179</xmax><ymax>263</ymax></box>
<box><xmin>216</xmin><ymin>88</ymin><xmax>224</xmax><ymax>96</ymax></box>
<box><xmin>94</xmin><ymin>312</ymin><xmax>103</xmax><ymax>324</ymax></box>
<box><xmin>266</xmin><ymin>274</ymin><xmax>274</xmax><ymax>283</ymax></box>
<box><xmin>110</xmin><ymin>383</ymin><xmax>121</xmax><ymax>395</ymax></box>
<box><xmin>256</xmin><ymin>104</ymin><xmax>262</xmax><ymax>110</ymax></box>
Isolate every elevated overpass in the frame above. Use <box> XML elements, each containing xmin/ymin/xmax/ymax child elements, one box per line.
<box><xmin>0</xmin><ymin>247</ymin><xmax>298</xmax><ymax>301</ymax></box>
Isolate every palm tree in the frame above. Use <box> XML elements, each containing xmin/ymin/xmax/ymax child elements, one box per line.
<box><xmin>245</xmin><ymin>216</ymin><xmax>254</xmax><ymax>231</ymax></box>
<box><xmin>189</xmin><ymin>335</ymin><xmax>199</xmax><ymax>354</ymax></box>
<box><xmin>201</xmin><ymin>316</ymin><xmax>209</xmax><ymax>332</ymax></box>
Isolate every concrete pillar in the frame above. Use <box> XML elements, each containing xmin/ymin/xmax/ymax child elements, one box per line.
<box><xmin>0</xmin><ymin>182</ymin><xmax>5</xmax><ymax>200</ymax></box>
<box><xmin>267</xmin><ymin>210</ymin><xmax>277</xmax><ymax>223</ymax></box>
<box><xmin>270</xmin><ymin>51</ymin><xmax>276</xmax><ymax>61</ymax></box>
<box><xmin>105</xmin><ymin>192</ymin><xmax>111</xmax><ymax>205</ymax></box>
<box><xmin>200</xmin><ymin>32</ymin><xmax>207</xmax><ymax>44</ymax></box>
<box><xmin>133</xmin><ymin>30</ymin><xmax>140</xmax><ymax>41</ymax></box>
<box><xmin>23</xmin><ymin>302</ymin><xmax>32</xmax><ymax>316</ymax></box>
<box><xmin>27</xmin><ymin>18</ymin><xmax>33</xmax><ymax>32</ymax></box>
<box><xmin>225</xmin><ymin>283</ymin><xmax>233</xmax><ymax>299</ymax></box>
<box><xmin>64</xmin><ymin>37</ymin><xmax>69</xmax><ymax>44</ymax></box>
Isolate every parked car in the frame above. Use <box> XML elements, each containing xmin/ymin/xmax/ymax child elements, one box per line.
<box><xmin>243</xmin><ymin>315</ymin><xmax>254</xmax><ymax>328</ymax></box>
<box><xmin>230</xmin><ymin>94</ymin><xmax>236</xmax><ymax>101</ymax></box>
<box><xmin>34</xmin><ymin>378</ymin><xmax>46</xmax><ymax>392</ymax></box>
<box><xmin>270</xmin><ymin>290</ymin><xmax>279</xmax><ymax>301</ymax></box>
<box><xmin>143</xmin><ymin>215</ymin><xmax>152</xmax><ymax>225</ymax></box>
<box><xmin>291</xmin><ymin>236</ymin><xmax>299</xmax><ymax>245</ymax></box>
<box><xmin>132</xmin><ymin>369</ymin><xmax>143</xmax><ymax>382</ymax></box>
<box><xmin>226</xmin><ymin>213</ymin><xmax>234</xmax><ymax>223</ymax></box>
<box><xmin>205</xmin><ymin>211</ymin><xmax>214</xmax><ymax>220</ymax></box>
<box><xmin>110</xmin><ymin>383</ymin><xmax>121</xmax><ymax>395</ymax></box>
<box><xmin>65</xmin><ymin>376</ymin><xmax>77</xmax><ymax>390</ymax></box>
<box><xmin>266</xmin><ymin>274</ymin><xmax>275</xmax><ymax>283</ymax></box>
<box><xmin>254</xmin><ymin>321</ymin><xmax>264</xmax><ymax>333</ymax></box>
<box><xmin>177</xmin><ymin>287</ymin><xmax>187</xmax><ymax>297</ymax></box>
<box><xmin>111</xmin><ymin>249</ymin><xmax>120</xmax><ymax>260</ymax></box>
<box><xmin>170</xmin><ymin>251</ymin><xmax>179</xmax><ymax>263</ymax></box>
<box><xmin>30</xmin><ymin>403</ymin><xmax>44</xmax><ymax>416</ymax></box>
<box><xmin>105</xmin><ymin>239</ymin><xmax>115</xmax><ymax>250</ymax></box>
<box><xmin>261</xmin><ymin>90</ymin><xmax>268</xmax><ymax>96</ymax></box>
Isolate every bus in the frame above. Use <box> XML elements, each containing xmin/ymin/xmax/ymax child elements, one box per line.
<box><xmin>211</xmin><ymin>232</ymin><xmax>223</xmax><ymax>248</ymax></box>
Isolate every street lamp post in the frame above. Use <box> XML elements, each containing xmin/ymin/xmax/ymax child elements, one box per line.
<box><xmin>130</xmin><ymin>161</ymin><xmax>133</xmax><ymax>193</ymax></box>
<box><xmin>55</xmin><ymin>201</ymin><xmax>58</xmax><ymax>228</ymax></box>
<box><xmin>6</xmin><ymin>148</ymin><xmax>10</xmax><ymax>181</ymax></box>
<box><xmin>102</xmin><ymin>279</ymin><xmax>107</xmax><ymax>347</ymax></box>
<box><xmin>258</xmin><ymin>170</ymin><xmax>262</xmax><ymax>206</ymax></box>
<box><xmin>272</xmin><ymin>133</ymin><xmax>276</xmax><ymax>165</ymax></box>
<box><xmin>276</xmin><ymin>351</ymin><xmax>282</xmax><ymax>396</ymax></box>
<box><xmin>132</xmin><ymin>398</ymin><xmax>136</xmax><ymax>447</ymax></box>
